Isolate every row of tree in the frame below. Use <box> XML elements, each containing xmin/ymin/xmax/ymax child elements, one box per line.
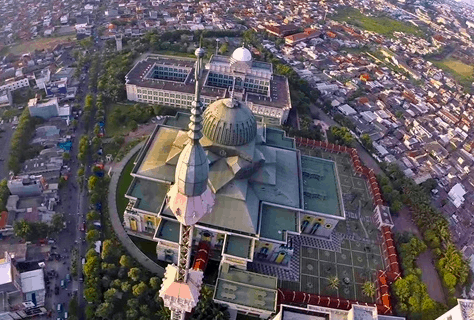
<box><xmin>8</xmin><ymin>108</ymin><xmax>42</xmax><ymax>174</ymax></box>
<box><xmin>381</xmin><ymin>163</ymin><xmax>470</xmax><ymax>313</ymax></box>
<box><xmin>392</xmin><ymin>233</ymin><xmax>445</xmax><ymax>319</ymax></box>
<box><xmin>0</xmin><ymin>179</ymin><xmax>9</xmax><ymax>211</ymax></box>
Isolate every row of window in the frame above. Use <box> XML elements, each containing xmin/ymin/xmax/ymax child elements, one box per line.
<box><xmin>154</xmin><ymin>65</ymin><xmax>189</xmax><ymax>73</ymax></box>
<box><xmin>251</xmin><ymin>106</ymin><xmax>283</xmax><ymax>118</ymax></box>
<box><xmin>208</xmin><ymin>72</ymin><xmax>269</xmax><ymax>86</ymax></box>
<box><xmin>137</xmin><ymin>89</ymin><xmax>195</xmax><ymax>101</ymax></box>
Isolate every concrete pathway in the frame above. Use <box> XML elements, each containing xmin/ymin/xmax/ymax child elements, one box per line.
<box><xmin>107</xmin><ymin>141</ymin><xmax>165</xmax><ymax>277</ymax></box>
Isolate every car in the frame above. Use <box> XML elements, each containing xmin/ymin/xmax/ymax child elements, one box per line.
<box><xmin>57</xmin><ymin>303</ymin><xmax>62</xmax><ymax>312</ymax></box>
<box><xmin>66</xmin><ymin>274</ymin><xmax>70</xmax><ymax>282</ymax></box>
<box><xmin>64</xmin><ymin>312</ymin><xmax>68</xmax><ymax>319</ymax></box>
<box><xmin>60</xmin><ymin>280</ymin><xmax>65</xmax><ymax>288</ymax></box>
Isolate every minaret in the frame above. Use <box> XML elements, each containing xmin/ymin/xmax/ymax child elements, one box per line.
<box><xmin>159</xmin><ymin>48</ymin><xmax>215</xmax><ymax>320</ymax></box>
<box><xmin>115</xmin><ymin>34</ymin><xmax>122</xmax><ymax>51</ymax></box>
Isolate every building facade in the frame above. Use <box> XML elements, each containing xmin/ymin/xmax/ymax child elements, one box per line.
<box><xmin>0</xmin><ymin>77</ymin><xmax>29</xmax><ymax>93</ymax></box>
<box><xmin>27</xmin><ymin>97</ymin><xmax>59</xmax><ymax>120</ymax></box>
<box><xmin>125</xmin><ymin>47</ymin><xmax>291</xmax><ymax>126</ymax></box>
<box><xmin>7</xmin><ymin>176</ymin><xmax>45</xmax><ymax>197</ymax></box>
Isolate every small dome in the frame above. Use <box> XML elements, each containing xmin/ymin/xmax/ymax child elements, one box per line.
<box><xmin>231</xmin><ymin>47</ymin><xmax>252</xmax><ymax>62</ymax></box>
<box><xmin>202</xmin><ymin>99</ymin><xmax>257</xmax><ymax>146</ymax></box>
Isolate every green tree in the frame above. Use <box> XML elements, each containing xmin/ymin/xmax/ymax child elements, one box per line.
<box><xmin>360</xmin><ymin>133</ymin><xmax>374</xmax><ymax>151</ymax></box>
<box><xmin>102</xmin><ymin>239</ymin><xmax>119</xmax><ymax>261</ymax></box>
<box><xmin>96</xmin><ymin>302</ymin><xmax>114</xmax><ymax>319</ymax></box>
<box><xmin>104</xmin><ymin>288</ymin><xmax>118</xmax><ymax>302</ymax></box>
<box><xmin>150</xmin><ymin>277</ymin><xmax>161</xmax><ymax>290</ymax></box>
<box><xmin>128</xmin><ymin>267</ymin><xmax>141</xmax><ymax>282</ymax></box>
<box><xmin>120</xmin><ymin>255</ymin><xmax>133</xmax><ymax>268</ymax></box>
<box><xmin>84</xmin><ymin>286</ymin><xmax>100</xmax><ymax>303</ymax></box>
<box><xmin>121</xmin><ymin>281</ymin><xmax>132</xmax><ymax>292</ymax></box>
<box><xmin>362</xmin><ymin>281</ymin><xmax>376</xmax><ymax>297</ymax></box>
<box><xmin>13</xmin><ymin>219</ymin><xmax>31</xmax><ymax>239</ymax></box>
<box><xmin>50</xmin><ymin>213</ymin><xmax>65</xmax><ymax>233</ymax></box>
<box><xmin>132</xmin><ymin>282</ymin><xmax>148</xmax><ymax>297</ymax></box>
<box><xmin>327</xmin><ymin>276</ymin><xmax>340</xmax><ymax>291</ymax></box>
<box><xmin>87</xmin><ymin>211</ymin><xmax>100</xmax><ymax>221</ymax></box>
<box><xmin>88</xmin><ymin>176</ymin><xmax>99</xmax><ymax>191</ymax></box>
<box><xmin>63</xmin><ymin>152</ymin><xmax>71</xmax><ymax>161</ymax></box>
<box><xmin>86</xmin><ymin>229</ymin><xmax>100</xmax><ymax>243</ymax></box>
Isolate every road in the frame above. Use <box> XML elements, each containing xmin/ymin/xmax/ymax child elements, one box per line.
<box><xmin>44</xmin><ymin>20</ymin><xmax>107</xmax><ymax>318</ymax></box>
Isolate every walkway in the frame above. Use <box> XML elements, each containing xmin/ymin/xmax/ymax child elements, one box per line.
<box><xmin>393</xmin><ymin>207</ymin><xmax>446</xmax><ymax>304</ymax></box>
<box><xmin>107</xmin><ymin>141</ymin><xmax>165</xmax><ymax>277</ymax></box>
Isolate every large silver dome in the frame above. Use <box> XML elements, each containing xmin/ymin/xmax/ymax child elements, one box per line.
<box><xmin>202</xmin><ymin>98</ymin><xmax>257</xmax><ymax>146</ymax></box>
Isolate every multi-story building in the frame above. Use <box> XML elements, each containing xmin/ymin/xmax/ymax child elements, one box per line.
<box><xmin>0</xmin><ymin>77</ymin><xmax>29</xmax><ymax>92</ymax></box>
<box><xmin>27</xmin><ymin>97</ymin><xmax>59</xmax><ymax>120</ymax></box>
<box><xmin>125</xmin><ymin>47</ymin><xmax>292</xmax><ymax>126</ymax></box>
<box><xmin>0</xmin><ymin>90</ymin><xmax>12</xmax><ymax>107</ymax></box>
<box><xmin>7</xmin><ymin>176</ymin><xmax>46</xmax><ymax>197</ymax></box>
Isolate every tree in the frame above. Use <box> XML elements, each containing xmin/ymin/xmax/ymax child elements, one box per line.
<box><xmin>132</xmin><ymin>282</ymin><xmax>148</xmax><ymax>297</ymax></box>
<box><xmin>84</xmin><ymin>286</ymin><xmax>100</xmax><ymax>303</ymax></box>
<box><xmin>104</xmin><ymin>288</ymin><xmax>118</xmax><ymax>302</ymax></box>
<box><xmin>102</xmin><ymin>239</ymin><xmax>119</xmax><ymax>261</ymax></box>
<box><xmin>362</xmin><ymin>281</ymin><xmax>376</xmax><ymax>297</ymax></box>
<box><xmin>50</xmin><ymin>213</ymin><xmax>65</xmax><ymax>233</ymax></box>
<box><xmin>88</xmin><ymin>176</ymin><xmax>99</xmax><ymax>191</ymax></box>
<box><xmin>63</xmin><ymin>152</ymin><xmax>71</xmax><ymax>161</ymax></box>
<box><xmin>120</xmin><ymin>255</ymin><xmax>133</xmax><ymax>268</ymax></box>
<box><xmin>86</xmin><ymin>229</ymin><xmax>100</xmax><ymax>243</ymax></box>
<box><xmin>13</xmin><ymin>219</ymin><xmax>31</xmax><ymax>239</ymax></box>
<box><xmin>327</xmin><ymin>276</ymin><xmax>340</xmax><ymax>291</ymax></box>
<box><xmin>150</xmin><ymin>277</ymin><xmax>161</xmax><ymax>290</ymax></box>
<box><xmin>121</xmin><ymin>281</ymin><xmax>132</xmax><ymax>292</ymax></box>
<box><xmin>87</xmin><ymin>211</ymin><xmax>100</xmax><ymax>221</ymax></box>
<box><xmin>443</xmin><ymin>272</ymin><xmax>457</xmax><ymax>289</ymax></box>
<box><xmin>128</xmin><ymin>267</ymin><xmax>141</xmax><ymax>282</ymax></box>
<box><xmin>96</xmin><ymin>302</ymin><xmax>114</xmax><ymax>319</ymax></box>
<box><xmin>85</xmin><ymin>305</ymin><xmax>96</xmax><ymax>319</ymax></box>
<box><xmin>77</xmin><ymin>167</ymin><xmax>84</xmax><ymax>177</ymax></box>
<box><xmin>360</xmin><ymin>133</ymin><xmax>374</xmax><ymax>152</ymax></box>
<box><xmin>219</xmin><ymin>42</ymin><xmax>229</xmax><ymax>54</ymax></box>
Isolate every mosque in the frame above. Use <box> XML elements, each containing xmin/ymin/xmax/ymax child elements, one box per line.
<box><xmin>121</xmin><ymin>47</ymin><xmax>404</xmax><ymax>320</ymax></box>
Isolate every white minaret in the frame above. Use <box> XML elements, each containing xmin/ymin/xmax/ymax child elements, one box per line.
<box><xmin>115</xmin><ymin>34</ymin><xmax>122</xmax><ymax>51</ymax></box>
<box><xmin>159</xmin><ymin>47</ymin><xmax>215</xmax><ymax>320</ymax></box>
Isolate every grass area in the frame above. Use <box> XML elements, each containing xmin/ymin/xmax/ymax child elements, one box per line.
<box><xmin>432</xmin><ymin>59</ymin><xmax>474</xmax><ymax>88</ymax></box>
<box><xmin>6</xmin><ymin>35</ymin><xmax>76</xmax><ymax>55</ymax></box>
<box><xmin>116</xmin><ymin>154</ymin><xmax>137</xmax><ymax>223</ymax></box>
<box><xmin>332</xmin><ymin>7</ymin><xmax>424</xmax><ymax>37</ymax></box>
<box><xmin>129</xmin><ymin>235</ymin><xmax>163</xmax><ymax>265</ymax></box>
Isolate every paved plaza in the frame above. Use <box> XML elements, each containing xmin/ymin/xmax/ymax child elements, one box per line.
<box><xmin>275</xmin><ymin>148</ymin><xmax>385</xmax><ymax>304</ymax></box>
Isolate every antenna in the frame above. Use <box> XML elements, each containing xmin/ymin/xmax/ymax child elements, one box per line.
<box><xmin>215</xmin><ymin>39</ymin><xmax>220</xmax><ymax>55</ymax></box>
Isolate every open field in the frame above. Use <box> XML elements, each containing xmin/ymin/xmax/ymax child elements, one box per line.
<box><xmin>332</xmin><ymin>7</ymin><xmax>424</xmax><ymax>37</ymax></box>
<box><xmin>4</xmin><ymin>35</ymin><xmax>76</xmax><ymax>55</ymax></box>
<box><xmin>432</xmin><ymin>59</ymin><xmax>474</xmax><ymax>88</ymax></box>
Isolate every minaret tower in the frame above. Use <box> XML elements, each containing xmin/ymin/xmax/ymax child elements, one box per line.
<box><xmin>159</xmin><ymin>47</ymin><xmax>215</xmax><ymax>320</ymax></box>
<box><xmin>115</xmin><ymin>34</ymin><xmax>122</xmax><ymax>51</ymax></box>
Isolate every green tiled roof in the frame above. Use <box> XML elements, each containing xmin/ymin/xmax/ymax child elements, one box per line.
<box><xmin>224</xmin><ymin>235</ymin><xmax>252</xmax><ymax>259</ymax></box>
<box><xmin>127</xmin><ymin>178</ymin><xmax>169</xmax><ymax>213</ymax></box>
<box><xmin>301</xmin><ymin>155</ymin><xmax>344</xmax><ymax>217</ymax></box>
<box><xmin>260</xmin><ymin>204</ymin><xmax>297</xmax><ymax>241</ymax></box>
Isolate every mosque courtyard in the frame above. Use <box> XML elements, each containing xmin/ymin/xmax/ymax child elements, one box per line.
<box><xmin>273</xmin><ymin>148</ymin><xmax>385</xmax><ymax>304</ymax></box>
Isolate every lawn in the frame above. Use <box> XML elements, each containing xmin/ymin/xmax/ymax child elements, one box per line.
<box><xmin>432</xmin><ymin>59</ymin><xmax>474</xmax><ymax>88</ymax></box>
<box><xmin>6</xmin><ymin>35</ymin><xmax>76</xmax><ymax>55</ymax></box>
<box><xmin>116</xmin><ymin>154</ymin><xmax>137</xmax><ymax>223</ymax></box>
<box><xmin>332</xmin><ymin>7</ymin><xmax>424</xmax><ymax>37</ymax></box>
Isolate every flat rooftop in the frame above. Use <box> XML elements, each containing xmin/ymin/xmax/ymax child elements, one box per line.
<box><xmin>215</xmin><ymin>266</ymin><xmax>277</xmax><ymax>313</ymax></box>
<box><xmin>224</xmin><ymin>235</ymin><xmax>253</xmax><ymax>259</ymax></box>
<box><xmin>265</xmin><ymin>127</ymin><xmax>295</xmax><ymax>149</ymax></box>
<box><xmin>126</xmin><ymin>58</ymin><xmax>226</xmax><ymax>98</ymax></box>
<box><xmin>260</xmin><ymin>204</ymin><xmax>297</xmax><ymax>242</ymax></box>
<box><xmin>154</xmin><ymin>219</ymin><xmax>179</xmax><ymax>243</ymax></box>
<box><xmin>301</xmin><ymin>156</ymin><xmax>344</xmax><ymax>217</ymax></box>
<box><xmin>127</xmin><ymin>178</ymin><xmax>168</xmax><ymax>213</ymax></box>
